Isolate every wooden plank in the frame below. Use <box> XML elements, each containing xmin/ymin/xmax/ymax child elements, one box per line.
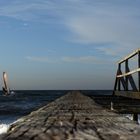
<box><xmin>118</xmin><ymin>64</ymin><xmax>121</xmax><ymax>90</ymax></box>
<box><xmin>117</xmin><ymin>70</ymin><xmax>127</xmax><ymax>90</ymax></box>
<box><xmin>118</xmin><ymin>49</ymin><xmax>140</xmax><ymax>64</ymax></box>
<box><xmin>117</xmin><ymin>65</ymin><xmax>138</xmax><ymax>91</ymax></box>
<box><xmin>138</xmin><ymin>51</ymin><xmax>140</xmax><ymax>91</ymax></box>
<box><xmin>125</xmin><ymin>66</ymin><xmax>138</xmax><ymax>91</ymax></box>
<box><xmin>125</xmin><ymin>60</ymin><xmax>129</xmax><ymax>90</ymax></box>
<box><xmin>128</xmin><ymin>75</ymin><xmax>138</xmax><ymax>91</ymax></box>
<box><xmin>113</xmin><ymin>78</ymin><xmax>117</xmax><ymax>91</ymax></box>
<box><xmin>2</xmin><ymin>91</ymin><xmax>140</xmax><ymax>140</ymax></box>
<box><xmin>115</xmin><ymin>91</ymin><xmax>140</xmax><ymax>99</ymax></box>
<box><xmin>91</xmin><ymin>95</ymin><xmax>140</xmax><ymax>114</ymax></box>
<box><xmin>117</xmin><ymin>68</ymin><xmax>140</xmax><ymax>78</ymax></box>
<box><xmin>120</xmin><ymin>77</ymin><xmax>126</xmax><ymax>90</ymax></box>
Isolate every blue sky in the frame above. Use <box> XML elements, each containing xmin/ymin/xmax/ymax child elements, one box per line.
<box><xmin>0</xmin><ymin>0</ymin><xmax>140</xmax><ymax>90</ymax></box>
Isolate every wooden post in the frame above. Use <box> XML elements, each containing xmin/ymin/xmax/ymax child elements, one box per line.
<box><xmin>114</xmin><ymin>49</ymin><xmax>140</xmax><ymax>96</ymax></box>
<box><xmin>111</xmin><ymin>101</ymin><xmax>114</xmax><ymax>111</ymax></box>
<box><xmin>138</xmin><ymin>51</ymin><xmax>140</xmax><ymax>91</ymax></box>
<box><xmin>133</xmin><ymin>113</ymin><xmax>138</xmax><ymax>123</ymax></box>
<box><xmin>113</xmin><ymin>69</ymin><xmax>119</xmax><ymax>95</ymax></box>
<box><xmin>125</xmin><ymin>60</ymin><xmax>128</xmax><ymax>91</ymax></box>
<box><xmin>118</xmin><ymin>64</ymin><xmax>121</xmax><ymax>91</ymax></box>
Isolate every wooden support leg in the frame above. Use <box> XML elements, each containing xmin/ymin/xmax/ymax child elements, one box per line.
<box><xmin>125</xmin><ymin>60</ymin><xmax>128</xmax><ymax>91</ymax></box>
<box><xmin>138</xmin><ymin>51</ymin><xmax>140</xmax><ymax>91</ymax></box>
<box><xmin>133</xmin><ymin>113</ymin><xmax>138</xmax><ymax>123</ymax></box>
<box><xmin>111</xmin><ymin>101</ymin><xmax>114</xmax><ymax>111</ymax></box>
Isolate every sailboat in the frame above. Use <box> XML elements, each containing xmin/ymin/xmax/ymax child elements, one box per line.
<box><xmin>2</xmin><ymin>72</ymin><xmax>15</xmax><ymax>96</ymax></box>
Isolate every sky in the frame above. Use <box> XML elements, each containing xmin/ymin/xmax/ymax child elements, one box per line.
<box><xmin>0</xmin><ymin>0</ymin><xmax>140</xmax><ymax>90</ymax></box>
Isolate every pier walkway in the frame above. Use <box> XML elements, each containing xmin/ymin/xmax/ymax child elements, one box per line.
<box><xmin>2</xmin><ymin>91</ymin><xmax>140</xmax><ymax>140</ymax></box>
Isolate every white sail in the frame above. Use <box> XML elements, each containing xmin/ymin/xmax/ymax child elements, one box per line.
<box><xmin>2</xmin><ymin>72</ymin><xmax>10</xmax><ymax>95</ymax></box>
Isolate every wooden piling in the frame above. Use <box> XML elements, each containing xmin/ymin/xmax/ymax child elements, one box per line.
<box><xmin>133</xmin><ymin>113</ymin><xmax>138</xmax><ymax>122</ymax></box>
<box><xmin>138</xmin><ymin>51</ymin><xmax>140</xmax><ymax>91</ymax></box>
<box><xmin>110</xmin><ymin>101</ymin><xmax>114</xmax><ymax>111</ymax></box>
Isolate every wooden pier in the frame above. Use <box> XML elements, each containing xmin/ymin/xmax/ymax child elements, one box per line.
<box><xmin>1</xmin><ymin>91</ymin><xmax>140</xmax><ymax>140</ymax></box>
<box><xmin>114</xmin><ymin>49</ymin><xmax>140</xmax><ymax>99</ymax></box>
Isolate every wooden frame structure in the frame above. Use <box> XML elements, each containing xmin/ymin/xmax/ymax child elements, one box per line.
<box><xmin>114</xmin><ymin>49</ymin><xmax>140</xmax><ymax>99</ymax></box>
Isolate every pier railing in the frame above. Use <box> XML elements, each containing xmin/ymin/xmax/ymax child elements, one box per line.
<box><xmin>114</xmin><ymin>49</ymin><xmax>140</xmax><ymax>99</ymax></box>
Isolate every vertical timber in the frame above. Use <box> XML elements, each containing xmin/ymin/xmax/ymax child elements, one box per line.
<box><xmin>125</xmin><ymin>60</ymin><xmax>128</xmax><ymax>91</ymax></box>
<box><xmin>138</xmin><ymin>51</ymin><xmax>140</xmax><ymax>91</ymax></box>
<box><xmin>118</xmin><ymin>63</ymin><xmax>121</xmax><ymax>91</ymax></box>
<box><xmin>114</xmin><ymin>49</ymin><xmax>140</xmax><ymax>99</ymax></box>
<box><xmin>133</xmin><ymin>113</ymin><xmax>138</xmax><ymax>123</ymax></box>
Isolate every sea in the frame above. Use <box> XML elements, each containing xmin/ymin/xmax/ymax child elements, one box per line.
<box><xmin>0</xmin><ymin>90</ymin><xmax>133</xmax><ymax>134</ymax></box>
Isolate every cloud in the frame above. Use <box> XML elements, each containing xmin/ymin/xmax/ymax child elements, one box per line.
<box><xmin>62</xmin><ymin>56</ymin><xmax>98</xmax><ymax>63</ymax></box>
<box><xmin>25</xmin><ymin>55</ymin><xmax>113</xmax><ymax>64</ymax></box>
<box><xmin>0</xmin><ymin>0</ymin><xmax>140</xmax><ymax>57</ymax></box>
<box><xmin>96</xmin><ymin>47</ymin><xmax>127</xmax><ymax>56</ymax></box>
<box><xmin>25</xmin><ymin>56</ymin><xmax>56</xmax><ymax>63</ymax></box>
<box><xmin>64</xmin><ymin>2</ymin><xmax>140</xmax><ymax>56</ymax></box>
<box><xmin>62</xmin><ymin>55</ymin><xmax>114</xmax><ymax>64</ymax></box>
<box><xmin>0</xmin><ymin>0</ymin><xmax>58</xmax><ymax>22</ymax></box>
<box><xmin>23</xmin><ymin>23</ymin><xmax>28</xmax><ymax>26</ymax></box>
<box><xmin>26</xmin><ymin>56</ymin><xmax>99</xmax><ymax>64</ymax></box>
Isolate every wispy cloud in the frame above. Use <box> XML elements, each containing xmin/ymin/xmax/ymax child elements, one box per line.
<box><xmin>1</xmin><ymin>0</ymin><xmax>140</xmax><ymax>57</ymax></box>
<box><xmin>25</xmin><ymin>55</ymin><xmax>113</xmax><ymax>64</ymax></box>
<box><xmin>62</xmin><ymin>56</ymin><xmax>100</xmax><ymax>64</ymax></box>
<box><xmin>96</xmin><ymin>47</ymin><xmax>127</xmax><ymax>56</ymax></box>
<box><xmin>0</xmin><ymin>1</ymin><xmax>55</xmax><ymax>21</ymax></box>
<box><xmin>61</xmin><ymin>56</ymin><xmax>114</xmax><ymax>64</ymax></box>
<box><xmin>65</xmin><ymin>2</ymin><xmax>140</xmax><ymax>56</ymax></box>
<box><xmin>25</xmin><ymin>56</ymin><xmax>56</xmax><ymax>63</ymax></box>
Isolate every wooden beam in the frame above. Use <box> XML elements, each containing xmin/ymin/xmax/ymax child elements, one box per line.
<box><xmin>128</xmin><ymin>75</ymin><xmax>138</xmax><ymax>91</ymax></box>
<box><xmin>118</xmin><ymin>49</ymin><xmax>140</xmax><ymax>64</ymax></box>
<box><xmin>113</xmin><ymin>69</ymin><xmax>120</xmax><ymax>95</ymax></box>
<box><xmin>120</xmin><ymin>77</ymin><xmax>126</xmax><ymax>90</ymax></box>
<box><xmin>118</xmin><ymin>64</ymin><xmax>121</xmax><ymax>90</ymax></box>
<box><xmin>117</xmin><ymin>68</ymin><xmax>140</xmax><ymax>78</ymax></box>
<box><xmin>117</xmin><ymin>66</ymin><xmax>138</xmax><ymax>91</ymax></box>
<box><xmin>133</xmin><ymin>114</ymin><xmax>138</xmax><ymax>122</ymax></box>
<box><xmin>125</xmin><ymin>60</ymin><xmax>129</xmax><ymax>90</ymax></box>
<box><xmin>125</xmin><ymin>61</ymin><xmax>137</xmax><ymax>91</ymax></box>
<box><xmin>113</xmin><ymin>77</ymin><xmax>118</xmax><ymax>94</ymax></box>
<box><xmin>117</xmin><ymin>69</ymin><xmax>127</xmax><ymax>90</ymax></box>
<box><xmin>138</xmin><ymin>51</ymin><xmax>140</xmax><ymax>91</ymax></box>
<box><xmin>114</xmin><ymin>91</ymin><xmax>140</xmax><ymax>99</ymax></box>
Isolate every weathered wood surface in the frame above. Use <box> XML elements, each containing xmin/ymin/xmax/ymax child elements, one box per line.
<box><xmin>90</xmin><ymin>94</ymin><xmax>140</xmax><ymax>113</ymax></box>
<box><xmin>117</xmin><ymin>68</ymin><xmax>140</xmax><ymax>78</ymax></box>
<box><xmin>114</xmin><ymin>91</ymin><xmax>140</xmax><ymax>100</ymax></box>
<box><xmin>114</xmin><ymin>49</ymin><xmax>140</xmax><ymax>97</ymax></box>
<box><xmin>2</xmin><ymin>91</ymin><xmax>140</xmax><ymax>140</ymax></box>
<box><xmin>118</xmin><ymin>49</ymin><xmax>140</xmax><ymax>64</ymax></box>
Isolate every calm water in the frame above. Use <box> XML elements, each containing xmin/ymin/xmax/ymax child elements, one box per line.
<box><xmin>0</xmin><ymin>90</ymin><xmax>112</xmax><ymax>134</ymax></box>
